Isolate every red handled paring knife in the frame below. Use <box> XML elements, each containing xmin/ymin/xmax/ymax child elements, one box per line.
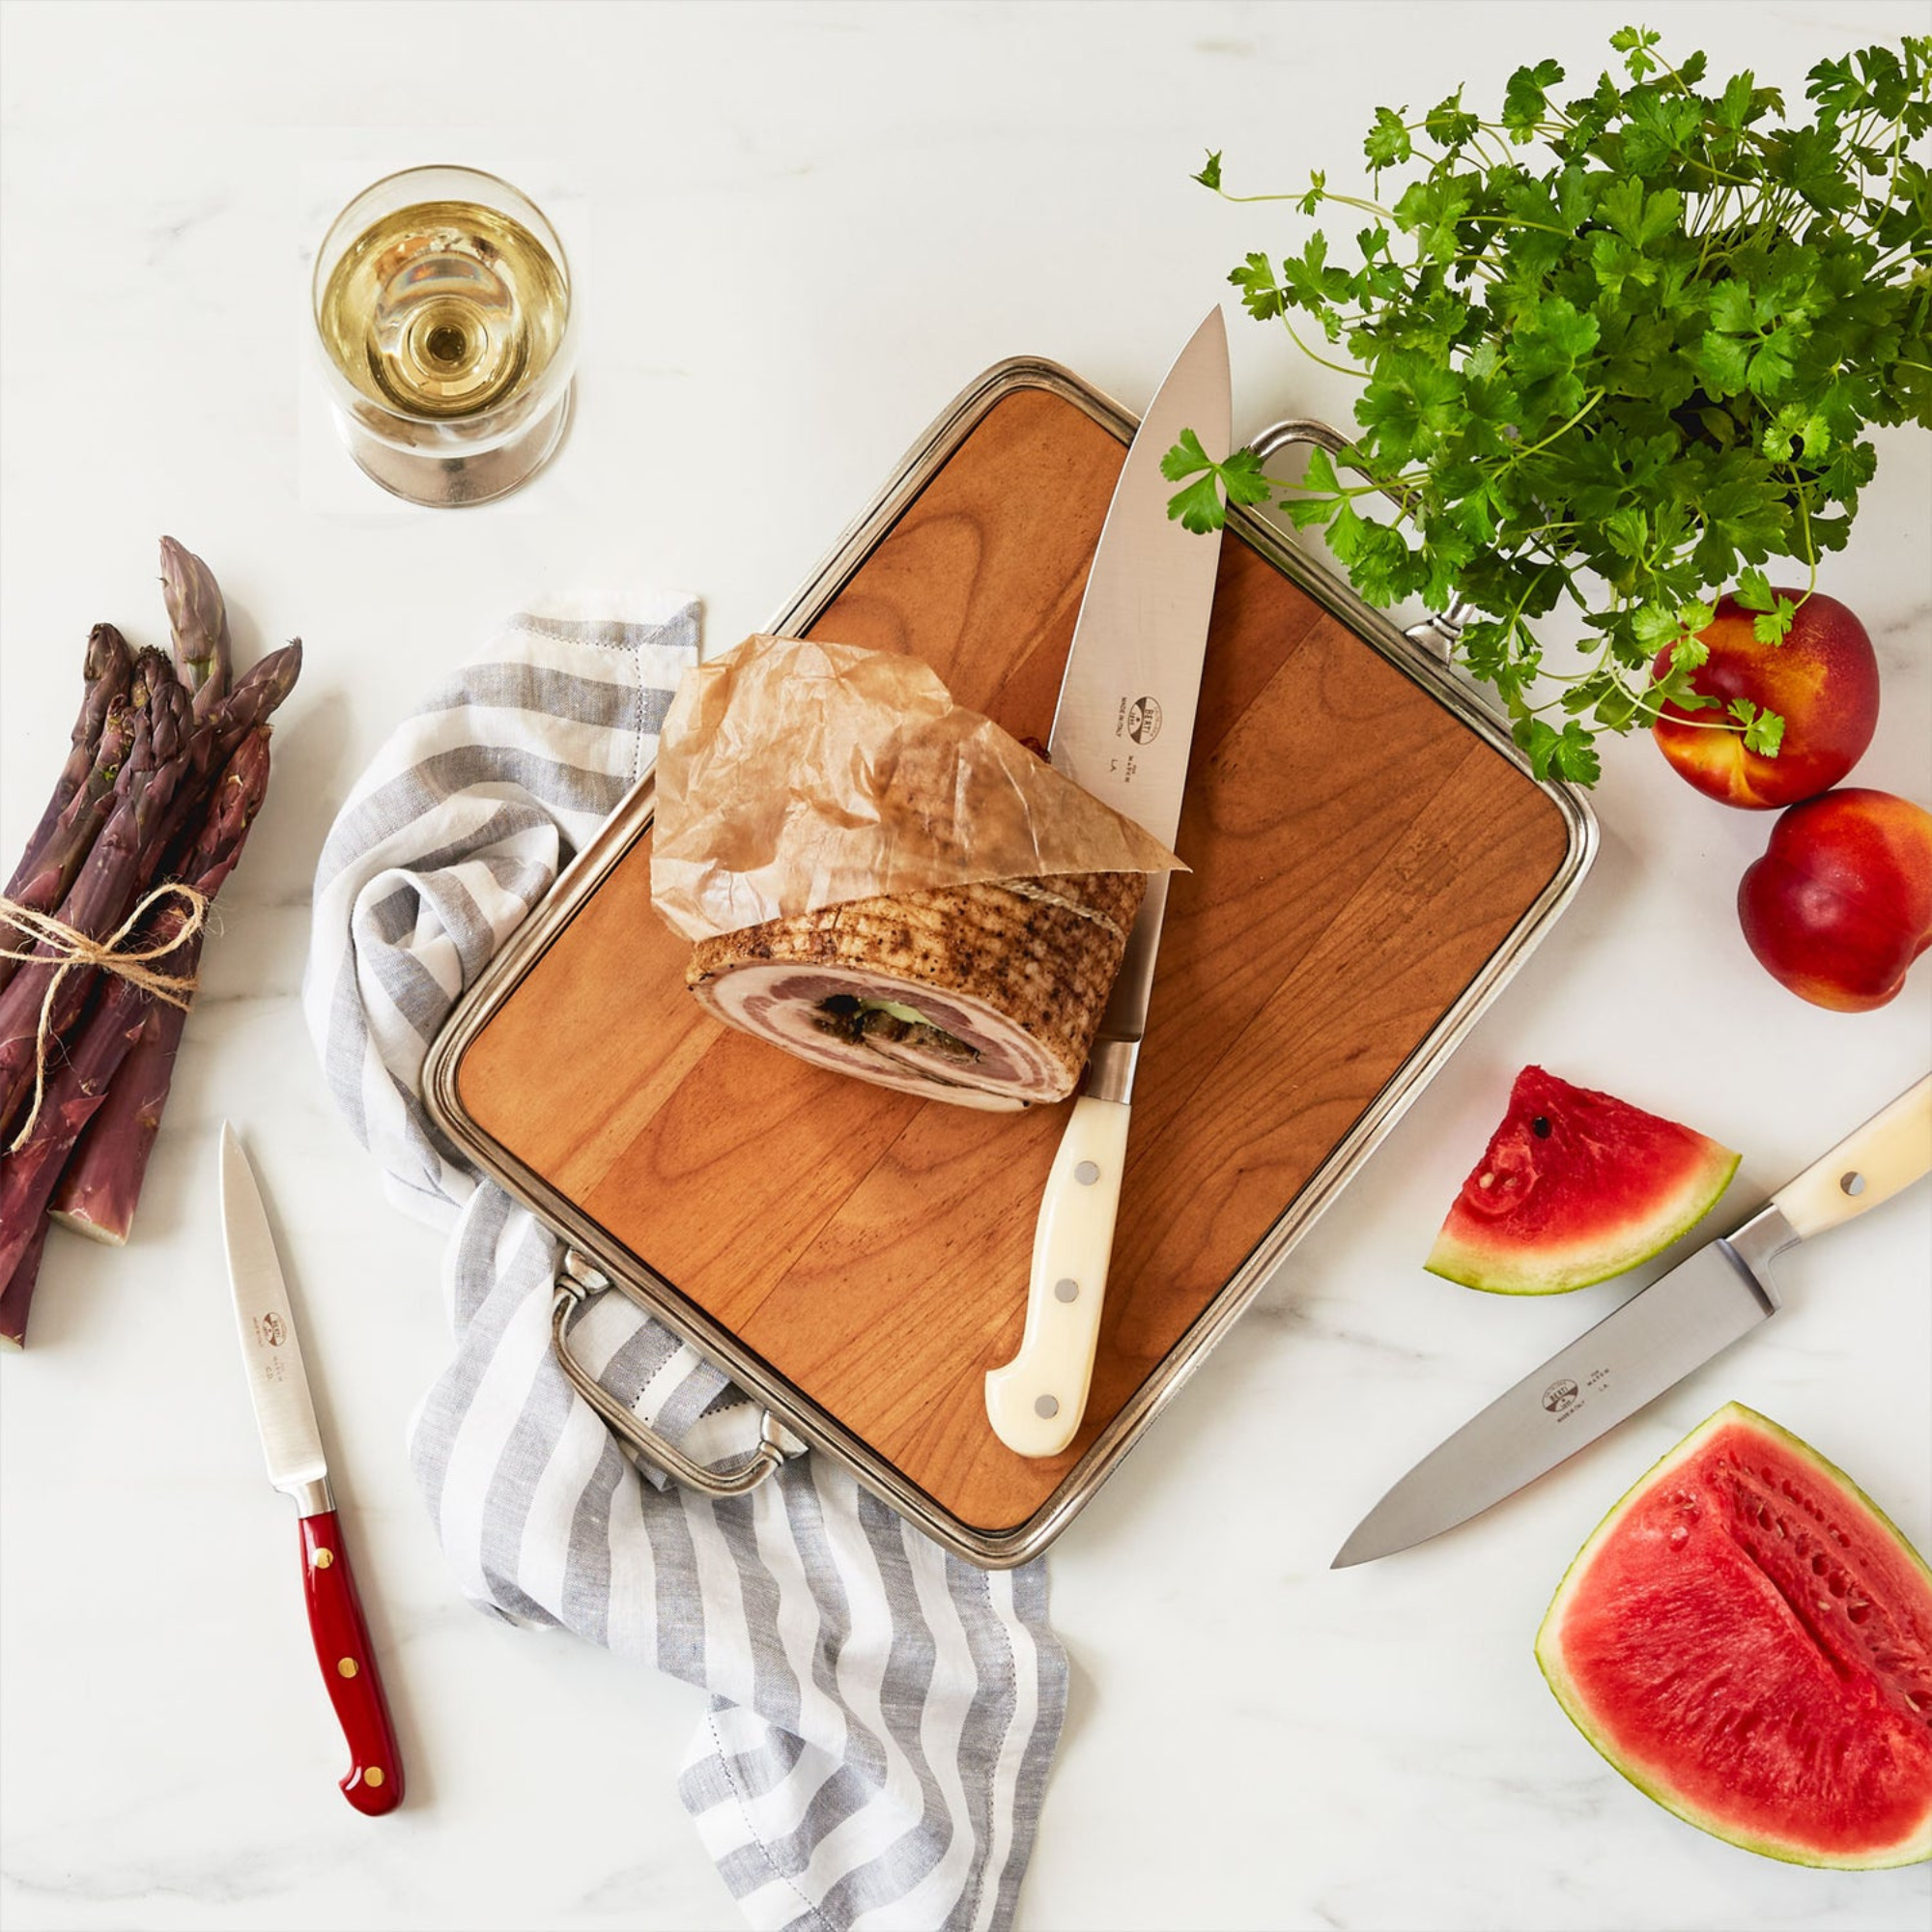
<box><xmin>219</xmin><ymin>1122</ymin><xmax>403</xmax><ymax>1814</ymax></box>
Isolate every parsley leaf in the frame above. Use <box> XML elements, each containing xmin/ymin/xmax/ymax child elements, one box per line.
<box><xmin>1502</xmin><ymin>58</ymin><xmax>1566</xmax><ymax>138</ymax></box>
<box><xmin>1729</xmin><ymin>697</ymin><xmax>1787</xmax><ymax>754</ymax></box>
<box><xmin>1365</xmin><ymin>105</ymin><xmax>1412</xmax><ymax>172</ymax></box>
<box><xmin>1161</xmin><ymin>432</ymin><xmax>1272</xmax><ymax>533</ymax></box>
<box><xmin>1228</xmin><ymin>251</ymin><xmax>1286</xmax><ymax>321</ymax></box>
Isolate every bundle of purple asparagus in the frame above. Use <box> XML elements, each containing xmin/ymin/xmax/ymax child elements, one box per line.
<box><xmin>0</xmin><ymin>539</ymin><xmax>300</xmax><ymax>1346</ymax></box>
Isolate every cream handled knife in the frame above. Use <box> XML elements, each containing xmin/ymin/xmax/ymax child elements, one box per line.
<box><xmin>220</xmin><ymin>1122</ymin><xmax>404</xmax><ymax>1813</ymax></box>
<box><xmin>1333</xmin><ymin>1073</ymin><xmax>1932</xmax><ymax>1567</ymax></box>
<box><xmin>984</xmin><ymin>310</ymin><xmax>1232</xmax><ymax>1458</ymax></box>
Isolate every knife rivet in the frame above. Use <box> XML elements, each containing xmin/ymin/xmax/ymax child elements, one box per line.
<box><xmin>1055</xmin><ymin>1279</ymin><xmax>1079</xmax><ymax>1302</ymax></box>
<box><xmin>1035</xmin><ymin>1395</ymin><xmax>1060</xmax><ymax>1419</ymax></box>
<box><xmin>1840</xmin><ymin>1170</ymin><xmax>1865</xmax><ymax>1196</ymax></box>
<box><xmin>311</xmin><ymin>1548</ymin><xmax>334</xmax><ymax>1569</ymax></box>
<box><xmin>1074</xmin><ymin>1161</ymin><xmax>1100</xmax><ymax>1185</ymax></box>
<box><xmin>338</xmin><ymin>1658</ymin><xmax>359</xmax><ymax>1678</ymax></box>
<box><xmin>364</xmin><ymin>1767</ymin><xmax>385</xmax><ymax>1788</ymax></box>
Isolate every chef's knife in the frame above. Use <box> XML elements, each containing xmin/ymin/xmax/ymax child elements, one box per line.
<box><xmin>219</xmin><ymin>1122</ymin><xmax>404</xmax><ymax>1813</ymax></box>
<box><xmin>1334</xmin><ymin>1073</ymin><xmax>1932</xmax><ymax>1567</ymax></box>
<box><xmin>984</xmin><ymin>308</ymin><xmax>1232</xmax><ymax>1457</ymax></box>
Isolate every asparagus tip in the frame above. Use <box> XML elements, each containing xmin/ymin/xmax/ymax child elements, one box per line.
<box><xmin>158</xmin><ymin>536</ymin><xmax>230</xmax><ymax>695</ymax></box>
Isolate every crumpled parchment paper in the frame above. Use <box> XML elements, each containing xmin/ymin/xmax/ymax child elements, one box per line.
<box><xmin>649</xmin><ymin>635</ymin><xmax>1183</xmax><ymax>942</ymax></box>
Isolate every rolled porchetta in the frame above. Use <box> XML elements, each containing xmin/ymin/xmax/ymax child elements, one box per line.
<box><xmin>687</xmin><ymin>869</ymin><xmax>1146</xmax><ymax>1111</ymax></box>
<box><xmin>654</xmin><ymin>635</ymin><xmax>1180</xmax><ymax>1111</ymax></box>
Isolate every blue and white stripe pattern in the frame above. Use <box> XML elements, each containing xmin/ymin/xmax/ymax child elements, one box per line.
<box><xmin>302</xmin><ymin>598</ymin><xmax>1065</xmax><ymax>1929</ymax></box>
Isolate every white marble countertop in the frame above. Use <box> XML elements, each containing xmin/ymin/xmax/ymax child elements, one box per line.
<box><xmin>4</xmin><ymin>4</ymin><xmax>1929</xmax><ymax>1927</ymax></box>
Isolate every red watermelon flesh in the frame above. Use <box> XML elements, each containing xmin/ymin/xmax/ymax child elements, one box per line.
<box><xmin>1537</xmin><ymin>1404</ymin><xmax>1932</xmax><ymax>1869</ymax></box>
<box><xmin>1425</xmin><ymin>1066</ymin><xmax>1740</xmax><ymax>1293</ymax></box>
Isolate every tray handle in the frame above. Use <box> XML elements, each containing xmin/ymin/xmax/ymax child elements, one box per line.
<box><xmin>552</xmin><ymin>1250</ymin><xmax>794</xmax><ymax>1498</ymax></box>
<box><xmin>1242</xmin><ymin>417</ymin><xmax>1467</xmax><ymax>666</ymax></box>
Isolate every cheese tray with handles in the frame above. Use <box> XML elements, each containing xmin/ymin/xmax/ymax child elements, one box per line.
<box><xmin>420</xmin><ymin>355</ymin><xmax>1597</xmax><ymax>1567</ymax></box>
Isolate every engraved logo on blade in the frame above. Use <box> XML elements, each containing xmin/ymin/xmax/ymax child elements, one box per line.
<box><xmin>251</xmin><ymin>1310</ymin><xmax>291</xmax><ymax>1384</ymax></box>
<box><xmin>1127</xmin><ymin>696</ymin><xmax>1162</xmax><ymax>745</ymax></box>
<box><xmin>1542</xmin><ymin>1378</ymin><xmax>1580</xmax><ymax>1417</ymax></box>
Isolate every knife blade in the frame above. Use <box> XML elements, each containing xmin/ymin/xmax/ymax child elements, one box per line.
<box><xmin>220</xmin><ymin>1122</ymin><xmax>404</xmax><ymax>1814</ymax></box>
<box><xmin>984</xmin><ymin>308</ymin><xmax>1232</xmax><ymax>1457</ymax></box>
<box><xmin>1334</xmin><ymin>1072</ymin><xmax>1932</xmax><ymax>1567</ymax></box>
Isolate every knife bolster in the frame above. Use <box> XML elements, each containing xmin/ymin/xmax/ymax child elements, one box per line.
<box><xmin>1724</xmin><ymin>1205</ymin><xmax>1801</xmax><ymax>1309</ymax></box>
<box><xmin>1085</xmin><ymin>1036</ymin><xmax>1141</xmax><ymax>1106</ymax></box>
<box><xmin>285</xmin><ymin>1475</ymin><xmax>336</xmax><ymax>1517</ymax></box>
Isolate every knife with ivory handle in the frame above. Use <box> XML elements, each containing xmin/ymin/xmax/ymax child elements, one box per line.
<box><xmin>219</xmin><ymin>1122</ymin><xmax>404</xmax><ymax>1812</ymax></box>
<box><xmin>983</xmin><ymin>309</ymin><xmax>1232</xmax><ymax>1457</ymax></box>
<box><xmin>1333</xmin><ymin>1073</ymin><xmax>1932</xmax><ymax>1567</ymax></box>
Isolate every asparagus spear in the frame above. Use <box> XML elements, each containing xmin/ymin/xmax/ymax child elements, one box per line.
<box><xmin>4</xmin><ymin>624</ymin><xmax>132</xmax><ymax>895</ymax></box>
<box><xmin>0</xmin><ymin>670</ymin><xmax>193</xmax><ymax>1140</ymax></box>
<box><xmin>0</xmin><ymin>730</ymin><xmax>272</xmax><ymax>1340</ymax></box>
<box><xmin>54</xmin><ymin>724</ymin><xmax>281</xmax><ymax>1247</ymax></box>
<box><xmin>0</xmin><ymin>695</ymin><xmax>138</xmax><ymax>1002</ymax></box>
<box><xmin>0</xmin><ymin>995</ymin><xmax>147</xmax><ymax>1340</ymax></box>
<box><xmin>159</xmin><ymin>536</ymin><xmax>230</xmax><ymax>716</ymax></box>
<box><xmin>0</xmin><ymin>1208</ymin><xmax>50</xmax><ymax>1351</ymax></box>
<box><xmin>141</xmin><ymin>639</ymin><xmax>301</xmax><ymax>900</ymax></box>
<box><xmin>45</xmin><ymin>992</ymin><xmax>178</xmax><ymax>1246</ymax></box>
<box><xmin>3</xmin><ymin>645</ymin><xmax>165</xmax><ymax>907</ymax></box>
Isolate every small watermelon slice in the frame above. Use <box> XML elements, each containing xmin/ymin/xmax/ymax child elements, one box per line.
<box><xmin>1537</xmin><ymin>1404</ymin><xmax>1932</xmax><ymax>1869</ymax></box>
<box><xmin>1425</xmin><ymin>1066</ymin><xmax>1739</xmax><ymax>1294</ymax></box>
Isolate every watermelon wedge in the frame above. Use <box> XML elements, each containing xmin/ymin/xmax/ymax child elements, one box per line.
<box><xmin>1537</xmin><ymin>1405</ymin><xmax>1932</xmax><ymax>1869</ymax></box>
<box><xmin>1425</xmin><ymin>1066</ymin><xmax>1739</xmax><ymax>1294</ymax></box>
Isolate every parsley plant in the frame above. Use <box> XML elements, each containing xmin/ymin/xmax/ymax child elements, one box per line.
<box><xmin>1165</xmin><ymin>27</ymin><xmax>1930</xmax><ymax>784</ymax></box>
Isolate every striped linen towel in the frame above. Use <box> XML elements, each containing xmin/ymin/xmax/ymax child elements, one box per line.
<box><xmin>301</xmin><ymin>596</ymin><xmax>1065</xmax><ymax>1931</ymax></box>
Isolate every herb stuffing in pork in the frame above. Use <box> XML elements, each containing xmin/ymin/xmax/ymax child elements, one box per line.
<box><xmin>686</xmin><ymin>869</ymin><xmax>1146</xmax><ymax>1110</ymax></box>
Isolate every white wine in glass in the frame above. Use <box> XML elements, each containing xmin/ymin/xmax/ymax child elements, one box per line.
<box><xmin>312</xmin><ymin>168</ymin><xmax>578</xmax><ymax>506</ymax></box>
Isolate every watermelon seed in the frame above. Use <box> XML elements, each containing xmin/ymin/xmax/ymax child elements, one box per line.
<box><xmin>1531</xmin><ymin>1116</ymin><xmax>1551</xmax><ymax>1138</ymax></box>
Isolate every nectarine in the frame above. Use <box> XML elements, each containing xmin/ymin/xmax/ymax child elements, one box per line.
<box><xmin>1738</xmin><ymin>788</ymin><xmax>1932</xmax><ymax>1011</ymax></box>
<box><xmin>1653</xmin><ymin>590</ymin><xmax>1879</xmax><ymax>809</ymax></box>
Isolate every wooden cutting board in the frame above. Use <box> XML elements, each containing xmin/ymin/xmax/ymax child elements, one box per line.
<box><xmin>450</xmin><ymin>380</ymin><xmax>1578</xmax><ymax>1545</ymax></box>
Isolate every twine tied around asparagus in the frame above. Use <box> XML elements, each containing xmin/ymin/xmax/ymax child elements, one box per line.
<box><xmin>0</xmin><ymin>885</ymin><xmax>207</xmax><ymax>1154</ymax></box>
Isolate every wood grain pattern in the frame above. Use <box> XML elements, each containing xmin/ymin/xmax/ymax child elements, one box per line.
<box><xmin>455</xmin><ymin>384</ymin><xmax>1575</xmax><ymax>1537</ymax></box>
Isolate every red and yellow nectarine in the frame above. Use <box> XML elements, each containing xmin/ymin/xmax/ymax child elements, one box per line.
<box><xmin>1738</xmin><ymin>788</ymin><xmax>1932</xmax><ymax>1011</ymax></box>
<box><xmin>1653</xmin><ymin>590</ymin><xmax>1879</xmax><ymax>810</ymax></box>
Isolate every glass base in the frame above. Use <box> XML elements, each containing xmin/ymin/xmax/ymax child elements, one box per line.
<box><xmin>334</xmin><ymin>384</ymin><xmax>572</xmax><ymax>507</ymax></box>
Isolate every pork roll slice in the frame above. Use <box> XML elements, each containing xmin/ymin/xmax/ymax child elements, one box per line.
<box><xmin>687</xmin><ymin>869</ymin><xmax>1146</xmax><ymax>1110</ymax></box>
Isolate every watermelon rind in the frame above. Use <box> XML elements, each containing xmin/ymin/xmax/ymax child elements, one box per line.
<box><xmin>1535</xmin><ymin>1403</ymin><xmax>1932</xmax><ymax>1870</ymax></box>
<box><xmin>1426</xmin><ymin>1143</ymin><xmax>1740</xmax><ymax>1294</ymax></box>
